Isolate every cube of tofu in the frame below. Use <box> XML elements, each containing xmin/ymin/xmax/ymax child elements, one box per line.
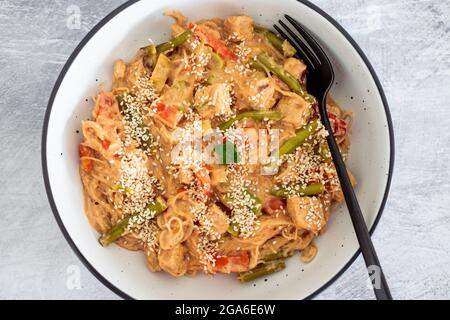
<box><xmin>158</xmin><ymin>244</ymin><xmax>188</xmax><ymax>277</ymax></box>
<box><xmin>286</xmin><ymin>196</ymin><xmax>326</xmax><ymax>234</ymax></box>
<box><xmin>276</xmin><ymin>95</ymin><xmax>311</xmax><ymax>129</ymax></box>
<box><xmin>235</xmin><ymin>77</ymin><xmax>277</xmax><ymax>111</ymax></box>
<box><xmin>201</xmin><ymin>204</ymin><xmax>230</xmax><ymax>237</ymax></box>
<box><xmin>125</xmin><ymin>54</ymin><xmax>147</xmax><ymax>88</ymax></box>
<box><xmin>194</xmin><ymin>83</ymin><xmax>232</xmax><ymax>118</ymax></box>
<box><xmin>283</xmin><ymin>58</ymin><xmax>307</xmax><ymax>80</ymax></box>
<box><xmin>224</xmin><ymin>15</ymin><xmax>254</xmax><ymax>41</ymax></box>
<box><xmin>144</xmin><ymin>246</ymin><xmax>161</xmax><ymax>272</ymax></box>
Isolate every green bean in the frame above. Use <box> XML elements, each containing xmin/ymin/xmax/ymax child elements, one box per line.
<box><xmin>112</xmin><ymin>184</ymin><xmax>132</xmax><ymax>193</ymax></box>
<box><xmin>98</xmin><ymin>216</ymin><xmax>130</xmax><ymax>247</ymax></box>
<box><xmin>155</xmin><ymin>30</ymin><xmax>192</xmax><ymax>54</ymax></box>
<box><xmin>147</xmin><ymin>44</ymin><xmax>157</xmax><ymax>56</ymax></box>
<box><xmin>278</xmin><ymin>119</ymin><xmax>320</xmax><ymax>156</ymax></box>
<box><xmin>254</xmin><ymin>26</ymin><xmax>296</xmax><ymax>57</ymax></box>
<box><xmin>219</xmin><ymin>111</ymin><xmax>283</xmax><ymax>131</ymax></box>
<box><xmin>99</xmin><ymin>197</ymin><xmax>167</xmax><ymax>247</ymax></box>
<box><xmin>270</xmin><ymin>183</ymin><xmax>325</xmax><ymax>198</ymax></box>
<box><xmin>238</xmin><ymin>260</ymin><xmax>286</xmax><ymax>283</ymax></box>
<box><xmin>318</xmin><ymin>142</ymin><xmax>332</xmax><ymax>163</ymax></box>
<box><xmin>247</xmin><ymin>191</ymin><xmax>263</xmax><ymax>216</ymax></box>
<box><xmin>248</xmin><ymin>58</ymin><xmax>266</xmax><ymax>72</ymax></box>
<box><xmin>222</xmin><ymin>189</ymin><xmax>262</xmax><ymax>216</ymax></box>
<box><xmin>117</xmin><ymin>94</ymin><xmax>155</xmax><ymax>153</ymax></box>
<box><xmin>263</xmin><ymin>119</ymin><xmax>319</xmax><ymax>173</ymax></box>
<box><xmin>227</xmin><ymin>222</ymin><xmax>241</xmax><ymax>237</ymax></box>
<box><xmin>261</xmin><ymin>250</ymin><xmax>294</xmax><ymax>262</ymax></box>
<box><xmin>254</xmin><ymin>53</ymin><xmax>315</xmax><ymax>103</ymax></box>
<box><xmin>253</xmin><ymin>25</ymin><xmax>269</xmax><ymax>34</ymax></box>
<box><xmin>145</xmin><ymin>197</ymin><xmax>168</xmax><ymax>214</ymax></box>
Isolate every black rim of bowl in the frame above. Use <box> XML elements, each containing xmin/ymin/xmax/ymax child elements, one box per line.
<box><xmin>41</xmin><ymin>0</ymin><xmax>395</xmax><ymax>300</ymax></box>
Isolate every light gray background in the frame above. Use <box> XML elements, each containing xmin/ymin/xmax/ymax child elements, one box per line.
<box><xmin>0</xmin><ymin>0</ymin><xmax>449</xmax><ymax>300</ymax></box>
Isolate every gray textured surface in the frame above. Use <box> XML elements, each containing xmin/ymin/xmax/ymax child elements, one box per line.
<box><xmin>0</xmin><ymin>0</ymin><xmax>449</xmax><ymax>300</ymax></box>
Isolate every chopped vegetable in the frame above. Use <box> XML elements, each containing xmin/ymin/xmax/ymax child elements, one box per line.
<box><xmin>155</xmin><ymin>30</ymin><xmax>192</xmax><ymax>54</ymax></box>
<box><xmin>214</xmin><ymin>252</ymin><xmax>250</xmax><ymax>273</ymax></box>
<box><xmin>205</xmin><ymin>72</ymin><xmax>219</xmax><ymax>85</ymax></box>
<box><xmin>281</xmin><ymin>40</ymin><xmax>297</xmax><ymax>58</ymax></box>
<box><xmin>317</xmin><ymin>142</ymin><xmax>332</xmax><ymax>163</ymax></box>
<box><xmin>79</xmin><ymin>144</ymin><xmax>95</xmax><ymax>172</ymax></box>
<box><xmin>152</xmin><ymin>102</ymin><xmax>183</xmax><ymax>128</ymax></box>
<box><xmin>248</xmin><ymin>58</ymin><xmax>266</xmax><ymax>72</ymax></box>
<box><xmin>270</xmin><ymin>183</ymin><xmax>325</xmax><ymax>198</ymax></box>
<box><xmin>222</xmin><ymin>189</ymin><xmax>262</xmax><ymax>216</ymax></box>
<box><xmin>254</xmin><ymin>52</ymin><xmax>315</xmax><ymax>103</ymax></box>
<box><xmin>112</xmin><ymin>184</ymin><xmax>132</xmax><ymax>193</ymax></box>
<box><xmin>150</xmin><ymin>53</ymin><xmax>171</xmax><ymax>92</ymax></box>
<box><xmin>254</xmin><ymin>26</ymin><xmax>296</xmax><ymax>57</ymax></box>
<box><xmin>219</xmin><ymin>111</ymin><xmax>283</xmax><ymax>131</ymax></box>
<box><xmin>117</xmin><ymin>94</ymin><xmax>155</xmax><ymax>152</ymax></box>
<box><xmin>208</xmin><ymin>52</ymin><xmax>225</xmax><ymax>70</ymax></box>
<box><xmin>101</xmin><ymin>139</ymin><xmax>111</xmax><ymax>150</ymax></box>
<box><xmin>328</xmin><ymin>112</ymin><xmax>348</xmax><ymax>144</ymax></box>
<box><xmin>189</xmin><ymin>23</ymin><xmax>238</xmax><ymax>60</ymax></box>
<box><xmin>145</xmin><ymin>197</ymin><xmax>168</xmax><ymax>215</ymax></box>
<box><xmin>261</xmin><ymin>250</ymin><xmax>293</xmax><ymax>262</ymax></box>
<box><xmin>194</xmin><ymin>167</ymin><xmax>212</xmax><ymax>195</ymax></box>
<box><xmin>227</xmin><ymin>222</ymin><xmax>241</xmax><ymax>237</ymax></box>
<box><xmin>147</xmin><ymin>44</ymin><xmax>157</xmax><ymax>56</ymax></box>
<box><xmin>263</xmin><ymin>197</ymin><xmax>286</xmax><ymax>214</ymax></box>
<box><xmin>94</xmin><ymin>92</ymin><xmax>114</xmax><ymax>118</ymax></box>
<box><xmin>263</xmin><ymin>119</ymin><xmax>318</xmax><ymax>172</ymax></box>
<box><xmin>99</xmin><ymin>196</ymin><xmax>167</xmax><ymax>246</ymax></box>
<box><xmin>238</xmin><ymin>260</ymin><xmax>285</xmax><ymax>282</ymax></box>
<box><xmin>278</xmin><ymin>119</ymin><xmax>319</xmax><ymax>157</ymax></box>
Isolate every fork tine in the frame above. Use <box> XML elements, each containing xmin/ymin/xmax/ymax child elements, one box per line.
<box><xmin>284</xmin><ymin>14</ymin><xmax>331</xmax><ymax>66</ymax></box>
<box><xmin>277</xmin><ymin>19</ymin><xmax>321</xmax><ymax>68</ymax></box>
<box><xmin>273</xmin><ymin>24</ymin><xmax>317</xmax><ymax>71</ymax></box>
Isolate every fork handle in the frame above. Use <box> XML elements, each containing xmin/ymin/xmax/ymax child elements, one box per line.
<box><xmin>319</xmin><ymin>99</ymin><xmax>392</xmax><ymax>300</ymax></box>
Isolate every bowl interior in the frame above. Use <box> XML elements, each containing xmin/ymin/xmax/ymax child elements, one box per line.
<box><xmin>44</xmin><ymin>0</ymin><xmax>392</xmax><ymax>299</ymax></box>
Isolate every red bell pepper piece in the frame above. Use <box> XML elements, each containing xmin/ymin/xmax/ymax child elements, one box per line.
<box><xmin>153</xmin><ymin>102</ymin><xmax>183</xmax><ymax>128</ymax></box>
<box><xmin>189</xmin><ymin>23</ymin><xmax>238</xmax><ymax>61</ymax></box>
<box><xmin>213</xmin><ymin>252</ymin><xmax>250</xmax><ymax>273</ymax></box>
<box><xmin>79</xmin><ymin>144</ymin><xmax>95</xmax><ymax>172</ymax></box>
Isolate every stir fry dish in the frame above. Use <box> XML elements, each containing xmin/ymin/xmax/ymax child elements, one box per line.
<box><xmin>79</xmin><ymin>11</ymin><xmax>355</xmax><ymax>282</ymax></box>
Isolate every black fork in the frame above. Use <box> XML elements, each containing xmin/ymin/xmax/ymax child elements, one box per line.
<box><xmin>275</xmin><ymin>15</ymin><xmax>392</xmax><ymax>300</ymax></box>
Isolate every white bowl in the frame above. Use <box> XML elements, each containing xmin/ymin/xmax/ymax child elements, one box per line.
<box><xmin>42</xmin><ymin>0</ymin><xmax>394</xmax><ymax>300</ymax></box>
